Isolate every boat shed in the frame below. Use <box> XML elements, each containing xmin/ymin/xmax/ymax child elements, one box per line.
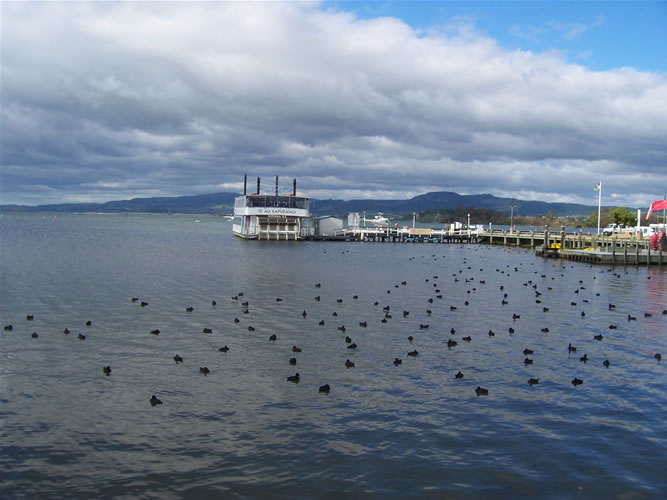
<box><xmin>314</xmin><ymin>216</ymin><xmax>343</xmax><ymax>237</ymax></box>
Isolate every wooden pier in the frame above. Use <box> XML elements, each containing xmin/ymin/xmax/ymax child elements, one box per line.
<box><xmin>317</xmin><ymin>225</ymin><xmax>665</xmax><ymax>266</ymax></box>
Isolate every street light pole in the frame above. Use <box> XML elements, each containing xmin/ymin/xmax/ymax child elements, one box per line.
<box><xmin>510</xmin><ymin>198</ymin><xmax>516</xmax><ymax>233</ymax></box>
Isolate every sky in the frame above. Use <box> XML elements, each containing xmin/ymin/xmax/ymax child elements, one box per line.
<box><xmin>1</xmin><ymin>1</ymin><xmax>666</xmax><ymax>209</ymax></box>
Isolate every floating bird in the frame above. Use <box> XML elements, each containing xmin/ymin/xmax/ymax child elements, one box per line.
<box><xmin>403</xmin><ymin>311</ymin><xmax>410</xmax><ymax>317</ymax></box>
<box><xmin>407</xmin><ymin>335</ymin><xmax>413</xmax><ymax>342</ymax></box>
<box><xmin>131</xmin><ymin>297</ymin><xmax>139</xmax><ymax>302</ymax></box>
<box><xmin>513</xmin><ymin>313</ymin><xmax>520</xmax><ymax>320</ymax></box>
<box><xmin>527</xmin><ymin>378</ymin><xmax>539</xmax><ymax>386</ymax></box>
<box><xmin>173</xmin><ymin>354</ymin><xmax>183</xmax><ymax>362</ymax></box>
<box><xmin>608</xmin><ymin>324</ymin><xmax>617</xmax><ymax>329</ymax></box>
<box><xmin>103</xmin><ymin>366</ymin><xmax>111</xmax><ymax>376</ymax></box>
<box><xmin>407</xmin><ymin>349</ymin><xmax>418</xmax><ymax>357</ymax></box>
<box><xmin>315</xmin><ymin>283</ymin><xmax>321</xmax><ymax>288</ymax></box>
<box><xmin>488</xmin><ymin>330</ymin><xmax>495</xmax><ymax>337</ymax></box>
<box><xmin>541</xmin><ymin>328</ymin><xmax>549</xmax><ymax>333</ymax></box>
<box><xmin>315</xmin><ymin>296</ymin><xmax>320</xmax><ymax>301</ymax></box>
<box><xmin>581</xmin><ymin>311</ymin><xmax>586</xmax><ymax>317</ymax></box>
<box><xmin>455</xmin><ymin>371</ymin><xmax>464</xmax><ymax>379</ymax></box>
<box><xmin>337</xmin><ymin>325</ymin><xmax>346</xmax><ymax>332</ymax></box>
<box><xmin>85</xmin><ymin>320</ymin><xmax>92</xmax><ymax>326</ymax></box>
<box><xmin>627</xmin><ymin>315</ymin><xmax>636</xmax><ymax>321</ymax></box>
<box><xmin>419</xmin><ymin>324</ymin><xmax>429</xmax><ymax>329</ymax></box>
<box><xmin>450</xmin><ymin>328</ymin><xmax>456</xmax><ymax>335</ymax></box>
<box><xmin>393</xmin><ymin>358</ymin><xmax>402</xmax><ymax>366</ymax></box>
<box><xmin>219</xmin><ymin>345</ymin><xmax>229</xmax><ymax>353</ymax></box>
<box><xmin>241</xmin><ymin>301</ymin><xmax>249</xmax><ymax>307</ymax></box>
<box><xmin>199</xmin><ymin>367</ymin><xmax>210</xmax><ymax>375</ymax></box>
<box><xmin>359</xmin><ymin>321</ymin><xmax>367</xmax><ymax>327</ymax></box>
<box><xmin>212</xmin><ymin>300</ymin><xmax>217</xmax><ymax>306</ymax></box>
<box><xmin>523</xmin><ymin>348</ymin><xmax>534</xmax><ymax>355</ymax></box>
<box><xmin>508</xmin><ymin>327</ymin><xmax>515</xmax><ymax>334</ymax></box>
<box><xmin>141</xmin><ymin>302</ymin><xmax>148</xmax><ymax>307</ymax></box>
<box><xmin>593</xmin><ymin>334</ymin><xmax>603</xmax><ymax>341</ymax></box>
<box><xmin>447</xmin><ymin>339</ymin><xmax>457</xmax><ymax>348</ymax></box>
<box><xmin>644</xmin><ymin>312</ymin><xmax>652</xmax><ymax>317</ymax></box>
<box><xmin>202</xmin><ymin>328</ymin><xmax>212</xmax><ymax>334</ymax></box>
<box><xmin>608</xmin><ymin>303</ymin><xmax>616</xmax><ymax>310</ymax></box>
<box><xmin>287</xmin><ymin>373</ymin><xmax>300</xmax><ymax>383</ymax></box>
<box><xmin>462</xmin><ymin>336</ymin><xmax>472</xmax><ymax>342</ymax></box>
<box><xmin>347</xmin><ymin>343</ymin><xmax>358</xmax><ymax>349</ymax></box>
<box><xmin>603</xmin><ymin>359</ymin><xmax>610</xmax><ymax>368</ymax></box>
<box><xmin>78</xmin><ymin>333</ymin><xmax>86</xmax><ymax>340</ymax></box>
<box><xmin>524</xmin><ymin>358</ymin><xmax>533</xmax><ymax>365</ymax></box>
<box><xmin>26</xmin><ymin>315</ymin><xmax>34</xmax><ymax>321</ymax></box>
<box><xmin>345</xmin><ymin>359</ymin><xmax>355</xmax><ymax>368</ymax></box>
<box><xmin>276</xmin><ymin>298</ymin><xmax>283</xmax><ymax>302</ymax></box>
<box><xmin>150</xmin><ymin>329</ymin><xmax>160</xmax><ymax>335</ymax></box>
<box><xmin>31</xmin><ymin>332</ymin><xmax>38</xmax><ymax>338</ymax></box>
<box><xmin>292</xmin><ymin>345</ymin><xmax>302</xmax><ymax>352</ymax></box>
<box><xmin>150</xmin><ymin>395</ymin><xmax>162</xmax><ymax>406</ymax></box>
<box><xmin>568</xmin><ymin>343</ymin><xmax>577</xmax><ymax>353</ymax></box>
<box><xmin>302</xmin><ymin>310</ymin><xmax>307</xmax><ymax>318</ymax></box>
<box><xmin>571</xmin><ymin>378</ymin><xmax>584</xmax><ymax>386</ymax></box>
<box><xmin>656</xmin><ymin>353</ymin><xmax>662</xmax><ymax>361</ymax></box>
<box><xmin>3</xmin><ymin>325</ymin><xmax>13</xmax><ymax>331</ymax></box>
<box><xmin>318</xmin><ymin>320</ymin><xmax>325</xmax><ymax>326</ymax></box>
<box><xmin>269</xmin><ymin>334</ymin><xmax>277</xmax><ymax>341</ymax></box>
<box><xmin>289</xmin><ymin>357</ymin><xmax>297</xmax><ymax>365</ymax></box>
<box><xmin>319</xmin><ymin>384</ymin><xmax>331</xmax><ymax>394</ymax></box>
<box><xmin>580</xmin><ymin>354</ymin><xmax>588</xmax><ymax>362</ymax></box>
<box><xmin>234</xmin><ymin>318</ymin><xmax>240</xmax><ymax>323</ymax></box>
<box><xmin>475</xmin><ymin>386</ymin><xmax>489</xmax><ymax>396</ymax></box>
<box><xmin>186</xmin><ymin>307</ymin><xmax>194</xmax><ymax>312</ymax></box>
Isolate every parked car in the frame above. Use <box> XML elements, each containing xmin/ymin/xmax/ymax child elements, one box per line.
<box><xmin>602</xmin><ymin>224</ymin><xmax>625</xmax><ymax>236</ymax></box>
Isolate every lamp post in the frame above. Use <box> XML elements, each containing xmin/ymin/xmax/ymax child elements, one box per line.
<box><xmin>510</xmin><ymin>198</ymin><xmax>516</xmax><ymax>233</ymax></box>
<box><xmin>467</xmin><ymin>213</ymin><xmax>470</xmax><ymax>231</ymax></box>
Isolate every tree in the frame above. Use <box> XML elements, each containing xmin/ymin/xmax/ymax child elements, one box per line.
<box><xmin>610</xmin><ymin>207</ymin><xmax>637</xmax><ymax>226</ymax></box>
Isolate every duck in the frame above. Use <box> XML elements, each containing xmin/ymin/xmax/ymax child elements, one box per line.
<box><xmin>337</xmin><ymin>325</ymin><xmax>346</xmax><ymax>332</ymax></box>
<box><xmin>131</xmin><ymin>297</ymin><xmax>139</xmax><ymax>302</ymax></box>
<box><xmin>462</xmin><ymin>336</ymin><xmax>472</xmax><ymax>342</ymax></box>
<box><xmin>581</xmin><ymin>311</ymin><xmax>586</xmax><ymax>317</ymax></box>
<box><xmin>318</xmin><ymin>320</ymin><xmax>325</xmax><ymax>326</ymax></box>
<box><xmin>627</xmin><ymin>314</ymin><xmax>636</xmax><ymax>321</ymax></box>
<box><xmin>247</xmin><ymin>326</ymin><xmax>255</xmax><ymax>332</ymax></box>
<box><xmin>580</xmin><ymin>354</ymin><xmax>588</xmax><ymax>362</ymax></box>
<box><xmin>212</xmin><ymin>300</ymin><xmax>217</xmax><ymax>306</ymax></box>
<box><xmin>234</xmin><ymin>318</ymin><xmax>240</xmax><ymax>323</ymax></box>
<box><xmin>407</xmin><ymin>349</ymin><xmax>418</xmax><ymax>357</ymax></box>
<box><xmin>186</xmin><ymin>307</ymin><xmax>194</xmax><ymax>312</ymax></box>
<box><xmin>568</xmin><ymin>343</ymin><xmax>577</xmax><ymax>353</ymax></box>
<box><xmin>345</xmin><ymin>359</ymin><xmax>355</xmax><ymax>368</ymax></box>
<box><xmin>407</xmin><ymin>335</ymin><xmax>414</xmax><ymax>342</ymax></box>
<box><xmin>26</xmin><ymin>315</ymin><xmax>34</xmax><ymax>321</ymax></box>
<box><xmin>3</xmin><ymin>325</ymin><xmax>13</xmax><ymax>331</ymax></box>
<box><xmin>276</xmin><ymin>297</ymin><xmax>283</xmax><ymax>302</ymax></box>
<box><xmin>393</xmin><ymin>358</ymin><xmax>402</xmax><ymax>366</ymax></box>
<box><xmin>150</xmin><ymin>329</ymin><xmax>160</xmax><ymax>335</ymax></box>
<box><xmin>289</xmin><ymin>357</ymin><xmax>297</xmax><ymax>365</ymax></box>
<box><xmin>85</xmin><ymin>320</ymin><xmax>92</xmax><ymax>326</ymax></box>
<box><xmin>202</xmin><ymin>328</ymin><xmax>212</xmax><ymax>334</ymax></box>
<box><xmin>603</xmin><ymin>359</ymin><xmax>610</xmax><ymax>368</ymax></box>
<box><xmin>541</xmin><ymin>328</ymin><xmax>549</xmax><ymax>333</ymax></box>
<box><xmin>103</xmin><ymin>366</ymin><xmax>111</xmax><ymax>376</ymax></box>
<box><xmin>319</xmin><ymin>384</ymin><xmax>331</xmax><ymax>394</ymax></box>
<box><xmin>302</xmin><ymin>310</ymin><xmax>307</xmax><ymax>318</ymax></box>
<box><xmin>513</xmin><ymin>313</ymin><xmax>520</xmax><ymax>320</ymax></box>
<box><xmin>419</xmin><ymin>324</ymin><xmax>429</xmax><ymax>329</ymax></box>
<box><xmin>345</xmin><ymin>336</ymin><xmax>352</xmax><ymax>343</ymax></box>
<box><xmin>292</xmin><ymin>345</ymin><xmax>302</xmax><ymax>352</ymax></box>
<box><xmin>508</xmin><ymin>327</ymin><xmax>515</xmax><ymax>334</ymax></box>
<box><xmin>571</xmin><ymin>378</ymin><xmax>584</xmax><ymax>386</ymax></box>
<box><xmin>524</xmin><ymin>358</ymin><xmax>533</xmax><ymax>365</ymax></box>
<box><xmin>315</xmin><ymin>296</ymin><xmax>320</xmax><ymax>301</ymax></box>
<box><xmin>527</xmin><ymin>378</ymin><xmax>539</xmax><ymax>386</ymax></box>
<box><xmin>173</xmin><ymin>354</ymin><xmax>183</xmax><ymax>362</ymax></box>
<box><xmin>269</xmin><ymin>334</ymin><xmax>277</xmax><ymax>341</ymax></box>
<box><xmin>347</xmin><ymin>343</ymin><xmax>358</xmax><ymax>349</ymax></box>
<box><xmin>219</xmin><ymin>345</ymin><xmax>229</xmax><ymax>353</ymax></box>
<box><xmin>241</xmin><ymin>301</ymin><xmax>249</xmax><ymax>307</ymax></box>
<box><xmin>656</xmin><ymin>353</ymin><xmax>662</xmax><ymax>361</ymax></box>
<box><xmin>475</xmin><ymin>386</ymin><xmax>489</xmax><ymax>396</ymax></box>
<box><xmin>141</xmin><ymin>302</ymin><xmax>148</xmax><ymax>307</ymax></box>
<box><xmin>608</xmin><ymin>324</ymin><xmax>617</xmax><ymax>329</ymax></box>
<box><xmin>78</xmin><ymin>333</ymin><xmax>86</xmax><ymax>340</ymax></box>
<box><xmin>593</xmin><ymin>334</ymin><xmax>603</xmax><ymax>341</ymax></box>
<box><xmin>488</xmin><ymin>330</ymin><xmax>495</xmax><ymax>337</ymax></box>
<box><xmin>447</xmin><ymin>339</ymin><xmax>457</xmax><ymax>348</ymax></box>
<box><xmin>199</xmin><ymin>367</ymin><xmax>210</xmax><ymax>375</ymax></box>
<box><xmin>403</xmin><ymin>311</ymin><xmax>410</xmax><ymax>317</ymax></box>
<box><xmin>455</xmin><ymin>371</ymin><xmax>464</xmax><ymax>379</ymax></box>
<box><xmin>150</xmin><ymin>395</ymin><xmax>163</xmax><ymax>406</ymax></box>
<box><xmin>450</xmin><ymin>328</ymin><xmax>456</xmax><ymax>335</ymax></box>
<box><xmin>287</xmin><ymin>373</ymin><xmax>300</xmax><ymax>383</ymax></box>
<box><xmin>31</xmin><ymin>332</ymin><xmax>38</xmax><ymax>338</ymax></box>
<box><xmin>359</xmin><ymin>321</ymin><xmax>367</xmax><ymax>328</ymax></box>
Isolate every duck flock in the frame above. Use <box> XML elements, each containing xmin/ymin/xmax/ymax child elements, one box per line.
<box><xmin>3</xmin><ymin>244</ymin><xmax>664</xmax><ymax>409</ymax></box>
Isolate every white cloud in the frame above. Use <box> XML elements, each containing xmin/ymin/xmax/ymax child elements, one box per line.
<box><xmin>0</xmin><ymin>2</ymin><xmax>665</xmax><ymax>209</ymax></box>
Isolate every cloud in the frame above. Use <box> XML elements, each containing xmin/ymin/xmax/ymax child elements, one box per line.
<box><xmin>0</xmin><ymin>2</ymin><xmax>665</xmax><ymax>209</ymax></box>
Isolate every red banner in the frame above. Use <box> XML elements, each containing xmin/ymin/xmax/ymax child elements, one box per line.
<box><xmin>646</xmin><ymin>199</ymin><xmax>667</xmax><ymax>220</ymax></box>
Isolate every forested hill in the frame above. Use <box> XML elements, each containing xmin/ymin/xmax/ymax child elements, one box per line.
<box><xmin>1</xmin><ymin>191</ymin><xmax>598</xmax><ymax>216</ymax></box>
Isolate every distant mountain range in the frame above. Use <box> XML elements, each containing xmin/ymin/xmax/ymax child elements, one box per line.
<box><xmin>1</xmin><ymin>191</ymin><xmax>601</xmax><ymax>217</ymax></box>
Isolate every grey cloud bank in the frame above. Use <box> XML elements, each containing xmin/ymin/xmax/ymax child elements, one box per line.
<box><xmin>1</xmin><ymin>2</ymin><xmax>665</xmax><ymax>208</ymax></box>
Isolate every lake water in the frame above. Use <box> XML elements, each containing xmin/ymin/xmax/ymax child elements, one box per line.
<box><xmin>1</xmin><ymin>213</ymin><xmax>665</xmax><ymax>499</ymax></box>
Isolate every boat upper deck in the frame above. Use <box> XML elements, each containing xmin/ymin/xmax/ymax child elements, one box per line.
<box><xmin>235</xmin><ymin>194</ymin><xmax>309</xmax><ymax>210</ymax></box>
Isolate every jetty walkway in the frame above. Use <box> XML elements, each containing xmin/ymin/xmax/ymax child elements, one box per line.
<box><xmin>319</xmin><ymin>226</ymin><xmax>665</xmax><ymax>266</ymax></box>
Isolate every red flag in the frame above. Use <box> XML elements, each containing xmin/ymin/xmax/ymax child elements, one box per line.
<box><xmin>646</xmin><ymin>199</ymin><xmax>667</xmax><ymax>220</ymax></box>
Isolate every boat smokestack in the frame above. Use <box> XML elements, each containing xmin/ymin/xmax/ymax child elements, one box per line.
<box><xmin>243</xmin><ymin>174</ymin><xmax>247</xmax><ymax>195</ymax></box>
<box><xmin>257</xmin><ymin>177</ymin><xmax>260</xmax><ymax>195</ymax></box>
<box><xmin>275</xmin><ymin>176</ymin><xmax>279</xmax><ymax>196</ymax></box>
<box><xmin>293</xmin><ymin>178</ymin><xmax>296</xmax><ymax>196</ymax></box>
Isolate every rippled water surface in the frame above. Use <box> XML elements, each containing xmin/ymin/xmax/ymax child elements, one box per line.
<box><xmin>1</xmin><ymin>213</ymin><xmax>666</xmax><ymax>499</ymax></box>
